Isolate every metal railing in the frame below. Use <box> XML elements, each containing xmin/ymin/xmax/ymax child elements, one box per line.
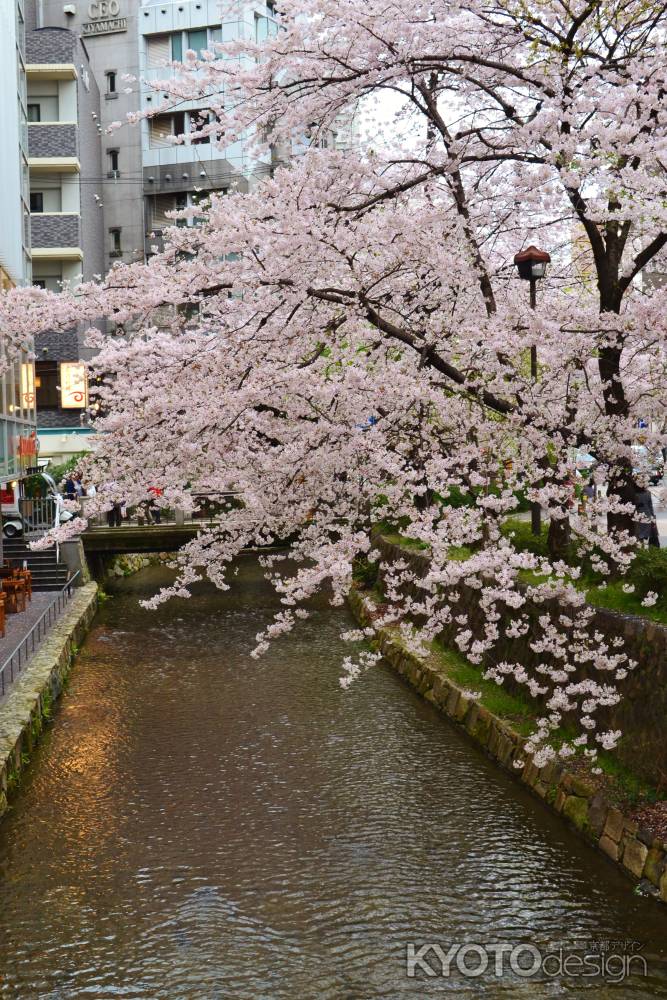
<box><xmin>18</xmin><ymin>497</ymin><xmax>57</xmax><ymax>539</ymax></box>
<box><xmin>78</xmin><ymin>492</ymin><xmax>244</xmax><ymax>531</ymax></box>
<box><xmin>0</xmin><ymin>571</ymin><xmax>80</xmax><ymax>699</ymax></box>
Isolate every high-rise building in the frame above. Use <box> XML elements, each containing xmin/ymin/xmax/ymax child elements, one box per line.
<box><xmin>24</xmin><ymin>15</ymin><xmax>104</xmax><ymax>461</ymax></box>
<box><xmin>138</xmin><ymin>0</ymin><xmax>275</xmax><ymax>257</ymax></box>
<box><xmin>31</xmin><ymin>0</ymin><xmax>278</xmax><ymax>273</ymax></box>
<box><xmin>0</xmin><ymin>1</ymin><xmax>38</xmax><ymax>536</ymax></box>
<box><xmin>0</xmin><ymin>0</ymin><xmax>31</xmax><ymax>288</ymax></box>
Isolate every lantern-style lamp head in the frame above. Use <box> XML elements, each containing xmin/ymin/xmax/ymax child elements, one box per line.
<box><xmin>513</xmin><ymin>245</ymin><xmax>551</xmax><ymax>281</ymax></box>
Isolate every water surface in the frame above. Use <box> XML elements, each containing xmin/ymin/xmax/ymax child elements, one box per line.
<box><xmin>0</xmin><ymin>559</ymin><xmax>665</xmax><ymax>998</ymax></box>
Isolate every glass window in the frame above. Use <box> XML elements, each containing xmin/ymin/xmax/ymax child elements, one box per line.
<box><xmin>110</xmin><ymin>228</ymin><xmax>122</xmax><ymax>254</ymax></box>
<box><xmin>189</xmin><ymin>110</ymin><xmax>211</xmax><ymax>145</ymax></box>
<box><xmin>106</xmin><ymin>71</ymin><xmax>116</xmax><ymax>93</ymax></box>
<box><xmin>30</xmin><ymin>192</ymin><xmax>43</xmax><ymax>213</ymax></box>
<box><xmin>209</xmin><ymin>27</ymin><xmax>222</xmax><ymax>44</ymax></box>
<box><xmin>35</xmin><ymin>364</ymin><xmax>59</xmax><ymax>408</ymax></box>
<box><xmin>171</xmin><ymin>32</ymin><xmax>183</xmax><ymax>61</ymax></box>
<box><xmin>187</xmin><ymin>29</ymin><xmax>207</xmax><ymax>54</ymax></box>
<box><xmin>27</xmin><ymin>103</ymin><xmax>40</xmax><ymax>122</ymax></box>
<box><xmin>108</xmin><ymin>149</ymin><xmax>119</xmax><ymax>172</ymax></box>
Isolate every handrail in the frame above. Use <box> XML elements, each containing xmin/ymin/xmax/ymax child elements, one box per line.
<box><xmin>0</xmin><ymin>571</ymin><xmax>80</xmax><ymax>699</ymax></box>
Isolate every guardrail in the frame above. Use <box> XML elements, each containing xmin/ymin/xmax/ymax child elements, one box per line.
<box><xmin>78</xmin><ymin>492</ymin><xmax>244</xmax><ymax>530</ymax></box>
<box><xmin>0</xmin><ymin>571</ymin><xmax>80</xmax><ymax>699</ymax></box>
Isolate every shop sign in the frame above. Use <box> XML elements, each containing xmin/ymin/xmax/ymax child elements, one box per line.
<box><xmin>82</xmin><ymin>0</ymin><xmax>127</xmax><ymax>36</ymax></box>
<box><xmin>60</xmin><ymin>362</ymin><xmax>89</xmax><ymax>409</ymax></box>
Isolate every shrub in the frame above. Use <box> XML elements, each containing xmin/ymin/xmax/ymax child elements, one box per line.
<box><xmin>626</xmin><ymin>547</ymin><xmax>667</xmax><ymax>600</ymax></box>
<box><xmin>352</xmin><ymin>556</ymin><xmax>379</xmax><ymax>589</ymax></box>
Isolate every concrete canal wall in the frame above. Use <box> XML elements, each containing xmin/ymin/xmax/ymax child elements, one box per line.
<box><xmin>371</xmin><ymin>534</ymin><xmax>667</xmax><ymax>787</ymax></box>
<box><xmin>348</xmin><ymin>584</ymin><xmax>667</xmax><ymax>906</ymax></box>
<box><xmin>0</xmin><ymin>582</ymin><xmax>98</xmax><ymax>819</ymax></box>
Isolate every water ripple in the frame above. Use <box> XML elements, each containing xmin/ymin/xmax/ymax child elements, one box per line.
<box><xmin>0</xmin><ymin>559</ymin><xmax>665</xmax><ymax>998</ymax></box>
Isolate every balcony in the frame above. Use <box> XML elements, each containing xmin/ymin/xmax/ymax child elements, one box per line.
<box><xmin>26</xmin><ymin>28</ymin><xmax>77</xmax><ymax>67</ymax></box>
<box><xmin>30</xmin><ymin>214</ymin><xmax>82</xmax><ymax>260</ymax></box>
<box><xmin>28</xmin><ymin>123</ymin><xmax>77</xmax><ymax>160</ymax></box>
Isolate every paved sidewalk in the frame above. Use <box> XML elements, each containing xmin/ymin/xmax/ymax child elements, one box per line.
<box><xmin>0</xmin><ymin>592</ymin><xmax>60</xmax><ymax>702</ymax></box>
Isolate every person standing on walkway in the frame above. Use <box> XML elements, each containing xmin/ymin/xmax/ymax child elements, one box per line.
<box><xmin>106</xmin><ymin>502</ymin><xmax>122</xmax><ymax>528</ymax></box>
<box><xmin>635</xmin><ymin>486</ymin><xmax>660</xmax><ymax>547</ymax></box>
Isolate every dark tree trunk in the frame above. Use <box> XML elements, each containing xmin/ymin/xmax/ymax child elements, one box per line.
<box><xmin>547</xmin><ymin>515</ymin><xmax>571</xmax><ymax>562</ymax></box>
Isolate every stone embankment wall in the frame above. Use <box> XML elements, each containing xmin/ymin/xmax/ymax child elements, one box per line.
<box><xmin>0</xmin><ymin>582</ymin><xmax>98</xmax><ymax>819</ymax></box>
<box><xmin>348</xmin><ymin>586</ymin><xmax>667</xmax><ymax>906</ymax></box>
<box><xmin>372</xmin><ymin>534</ymin><xmax>667</xmax><ymax>786</ymax></box>
<box><xmin>107</xmin><ymin>552</ymin><xmax>172</xmax><ymax>578</ymax></box>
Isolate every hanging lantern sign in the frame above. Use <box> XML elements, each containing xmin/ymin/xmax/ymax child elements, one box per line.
<box><xmin>60</xmin><ymin>362</ymin><xmax>89</xmax><ymax>409</ymax></box>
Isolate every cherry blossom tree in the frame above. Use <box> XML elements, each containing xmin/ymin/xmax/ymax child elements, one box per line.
<box><xmin>5</xmin><ymin>0</ymin><xmax>667</xmax><ymax>767</ymax></box>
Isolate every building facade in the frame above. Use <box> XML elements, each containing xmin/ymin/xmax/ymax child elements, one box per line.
<box><xmin>0</xmin><ymin>2</ymin><xmax>38</xmax><ymax>497</ymax></box>
<box><xmin>24</xmin><ymin>17</ymin><xmax>104</xmax><ymax>460</ymax></box>
<box><xmin>31</xmin><ymin>0</ymin><xmax>277</xmax><ymax>272</ymax></box>
<box><xmin>0</xmin><ymin>0</ymin><xmax>32</xmax><ymax>289</ymax></box>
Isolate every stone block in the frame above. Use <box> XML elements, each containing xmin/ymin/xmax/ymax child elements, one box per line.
<box><xmin>563</xmin><ymin>795</ymin><xmax>590</xmax><ymax>833</ymax></box>
<box><xmin>587</xmin><ymin>794</ymin><xmax>609</xmax><ymax>839</ymax></box>
<box><xmin>603</xmin><ymin>807</ymin><xmax>625</xmax><ymax>844</ymax></box>
<box><xmin>471</xmin><ymin>706</ymin><xmax>491</xmax><ymax>745</ymax></box>
<box><xmin>497</xmin><ymin>736</ymin><xmax>514</xmax><ymax>768</ymax></box>
<box><xmin>554</xmin><ymin>788</ymin><xmax>567</xmax><ymax>813</ymax></box>
<box><xmin>644</xmin><ymin>847</ymin><xmax>666</xmax><ymax>887</ymax></box>
<box><xmin>465</xmin><ymin>703</ymin><xmax>480</xmax><ymax>734</ymax></box>
<box><xmin>454</xmin><ymin>694</ymin><xmax>470</xmax><ymax>723</ymax></box>
<box><xmin>622</xmin><ymin>838</ymin><xmax>648</xmax><ymax>879</ymax></box>
<box><xmin>446</xmin><ymin>688</ymin><xmax>460</xmax><ymax>718</ymax></box>
<box><xmin>637</xmin><ymin>825</ymin><xmax>655</xmax><ymax>848</ymax></box>
<box><xmin>564</xmin><ymin>775</ymin><xmax>596</xmax><ymax>799</ymax></box>
<box><xmin>660</xmin><ymin>870</ymin><xmax>667</xmax><ymax>904</ymax></box>
<box><xmin>600</xmin><ymin>835</ymin><xmax>621</xmax><ymax>862</ymax></box>
<box><xmin>522</xmin><ymin>762</ymin><xmax>538</xmax><ymax>787</ymax></box>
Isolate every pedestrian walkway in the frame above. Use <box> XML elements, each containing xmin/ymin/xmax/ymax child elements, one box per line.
<box><xmin>0</xmin><ymin>592</ymin><xmax>63</xmax><ymax>703</ymax></box>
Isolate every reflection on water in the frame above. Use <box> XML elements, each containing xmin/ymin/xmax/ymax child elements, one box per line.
<box><xmin>0</xmin><ymin>558</ymin><xmax>665</xmax><ymax>998</ymax></box>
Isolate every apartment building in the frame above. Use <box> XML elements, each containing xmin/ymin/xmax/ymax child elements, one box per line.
<box><xmin>32</xmin><ymin>0</ymin><xmax>277</xmax><ymax>269</ymax></box>
<box><xmin>139</xmin><ymin>0</ymin><xmax>276</xmax><ymax>256</ymax></box>
<box><xmin>24</xmin><ymin>17</ymin><xmax>103</xmax><ymax>460</ymax></box>
<box><xmin>0</xmin><ymin>1</ymin><xmax>38</xmax><ymax>522</ymax></box>
<box><xmin>0</xmin><ymin>0</ymin><xmax>31</xmax><ymax>289</ymax></box>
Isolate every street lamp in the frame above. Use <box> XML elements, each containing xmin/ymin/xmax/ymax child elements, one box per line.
<box><xmin>513</xmin><ymin>244</ymin><xmax>551</xmax><ymax>536</ymax></box>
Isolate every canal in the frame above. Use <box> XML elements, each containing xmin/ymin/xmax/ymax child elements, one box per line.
<box><xmin>0</xmin><ymin>558</ymin><xmax>666</xmax><ymax>998</ymax></box>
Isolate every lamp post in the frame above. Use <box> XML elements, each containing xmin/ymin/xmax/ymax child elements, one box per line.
<box><xmin>513</xmin><ymin>245</ymin><xmax>551</xmax><ymax>535</ymax></box>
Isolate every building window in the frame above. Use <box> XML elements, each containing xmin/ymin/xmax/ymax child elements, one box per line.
<box><xmin>35</xmin><ymin>363</ymin><xmax>59</xmax><ymax>408</ymax></box>
<box><xmin>105</xmin><ymin>70</ymin><xmax>118</xmax><ymax>99</ymax></box>
<box><xmin>27</xmin><ymin>103</ymin><xmax>40</xmax><ymax>122</ymax></box>
<box><xmin>29</xmin><ymin>192</ymin><xmax>44</xmax><ymax>213</ymax></box>
<box><xmin>171</xmin><ymin>32</ymin><xmax>183</xmax><ymax>61</ymax></box>
<box><xmin>32</xmin><ymin>279</ymin><xmax>46</xmax><ymax>289</ymax></box>
<box><xmin>189</xmin><ymin>109</ymin><xmax>212</xmax><ymax>145</ymax></box>
<box><xmin>187</xmin><ymin>28</ymin><xmax>207</xmax><ymax>54</ymax></box>
<box><xmin>148</xmin><ymin>111</ymin><xmax>186</xmax><ymax>148</ymax></box>
<box><xmin>109</xmin><ymin>228</ymin><xmax>122</xmax><ymax>256</ymax></box>
<box><xmin>107</xmin><ymin>149</ymin><xmax>119</xmax><ymax>175</ymax></box>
